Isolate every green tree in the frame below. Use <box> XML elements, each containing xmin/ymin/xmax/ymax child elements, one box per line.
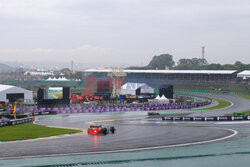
<box><xmin>178</xmin><ymin>59</ymin><xmax>192</xmax><ymax>65</ymax></box>
<box><xmin>204</xmin><ymin>64</ymin><xmax>222</xmax><ymax>70</ymax></box>
<box><xmin>245</xmin><ymin>64</ymin><xmax>250</xmax><ymax>70</ymax></box>
<box><xmin>61</xmin><ymin>68</ymin><xmax>71</xmax><ymax>72</ymax></box>
<box><xmin>75</xmin><ymin>71</ymin><xmax>83</xmax><ymax>79</ymax></box>
<box><xmin>221</xmin><ymin>64</ymin><xmax>237</xmax><ymax>70</ymax></box>
<box><xmin>147</xmin><ymin>54</ymin><xmax>175</xmax><ymax>70</ymax></box>
<box><xmin>174</xmin><ymin>64</ymin><xmax>193</xmax><ymax>70</ymax></box>
<box><xmin>175</xmin><ymin>58</ymin><xmax>208</xmax><ymax>70</ymax></box>
<box><xmin>177</xmin><ymin>58</ymin><xmax>208</xmax><ymax>66</ymax></box>
<box><xmin>234</xmin><ymin>61</ymin><xmax>245</xmax><ymax>71</ymax></box>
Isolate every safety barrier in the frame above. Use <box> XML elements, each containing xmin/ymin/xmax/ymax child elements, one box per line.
<box><xmin>0</xmin><ymin>117</ymin><xmax>33</xmax><ymax>127</ymax></box>
<box><xmin>35</xmin><ymin>103</ymin><xmax>198</xmax><ymax>114</ymax></box>
<box><xmin>162</xmin><ymin>116</ymin><xmax>250</xmax><ymax>121</ymax></box>
<box><xmin>10</xmin><ymin>98</ymin><xmax>212</xmax><ymax>115</ymax></box>
<box><xmin>7</xmin><ymin>91</ymin><xmax>217</xmax><ymax>115</ymax></box>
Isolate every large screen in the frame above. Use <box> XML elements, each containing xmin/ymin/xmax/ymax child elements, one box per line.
<box><xmin>44</xmin><ymin>87</ymin><xmax>63</xmax><ymax>99</ymax></box>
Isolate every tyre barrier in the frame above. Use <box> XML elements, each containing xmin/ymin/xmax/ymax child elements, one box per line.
<box><xmin>162</xmin><ymin>116</ymin><xmax>250</xmax><ymax>121</ymax></box>
<box><xmin>0</xmin><ymin>117</ymin><xmax>33</xmax><ymax>127</ymax></box>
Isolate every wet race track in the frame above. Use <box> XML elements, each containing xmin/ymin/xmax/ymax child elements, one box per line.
<box><xmin>1</xmin><ymin>93</ymin><xmax>250</xmax><ymax>167</ymax></box>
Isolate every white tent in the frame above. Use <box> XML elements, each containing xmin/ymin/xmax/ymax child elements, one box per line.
<box><xmin>121</xmin><ymin>82</ymin><xmax>154</xmax><ymax>95</ymax></box>
<box><xmin>155</xmin><ymin>95</ymin><xmax>161</xmax><ymax>100</ymax></box>
<box><xmin>160</xmin><ymin>95</ymin><xmax>169</xmax><ymax>103</ymax></box>
<box><xmin>150</xmin><ymin>94</ymin><xmax>169</xmax><ymax>104</ymax></box>
<box><xmin>237</xmin><ymin>70</ymin><xmax>250</xmax><ymax>79</ymax></box>
<box><xmin>46</xmin><ymin>77</ymin><xmax>69</xmax><ymax>81</ymax></box>
<box><xmin>160</xmin><ymin>95</ymin><xmax>167</xmax><ymax>100</ymax></box>
<box><xmin>0</xmin><ymin>84</ymin><xmax>33</xmax><ymax>102</ymax></box>
<box><xmin>47</xmin><ymin>77</ymin><xmax>53</xmax><ymax>80</ymax></box>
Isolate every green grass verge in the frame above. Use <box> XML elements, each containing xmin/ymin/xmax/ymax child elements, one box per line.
<box><xmin>226</xmin><ymin>110</ymin><xmax>250</xmax><ymax>116</ymax></box>
<box><xmin>0</xmin><ymin>122</ymin><xmax>82</xmax><ymax>141</ymax></box>
<box><xmin>174</xmin><ymin>85</ymin><xmax>250</xmax><ymax>93</ymax></box>
<box><xmin>197</xmin><ymin>97</ymin><xmax>232</xmax><ymax>111</ymax></box>
<box><xmin>239</xmin><ymin>94</ymin><xmax>250</xmax><ymax>100</ymax></box>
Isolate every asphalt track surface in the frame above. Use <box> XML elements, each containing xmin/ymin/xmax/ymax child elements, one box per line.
<box><xmin>0</xmin><ymin>93</ymin><xmax>249</xmax><ymax>159</ymax></box>
<box><xmin>187</xmin><ymin>93</ymin><xmax>250</xmax><ymax>116</ymax></box>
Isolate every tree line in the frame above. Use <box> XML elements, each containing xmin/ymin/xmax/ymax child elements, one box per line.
<box><xmin>127</xmin><ymin>54</ymin><xmax>250</xmax><ymax>71</ymax></box>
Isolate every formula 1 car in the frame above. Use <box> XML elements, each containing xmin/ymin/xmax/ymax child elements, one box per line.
<box><xmin>148</xmin><ymin>112</ymin><xmax>160</xmax><ymax>116</ymax></box>
<box><xmin>87</xmin><ymin>125</ymin><xmax>116</xmax><ymax>135</ymax></box>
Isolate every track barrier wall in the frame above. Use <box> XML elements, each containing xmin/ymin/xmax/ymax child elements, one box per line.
<box><xmin>162</xmin><ymin>116</ymin><xmax>250</xmax><ymax>122</ymax></box>
<box><xmin>0</xmin><ymin>117</ymin><xmax>33</xmax><ymax>127</ymax></box>
<box><xmin>7</xmin><ymin>89</ymin><xmax>249</xmax><ymax>115</ymax></box>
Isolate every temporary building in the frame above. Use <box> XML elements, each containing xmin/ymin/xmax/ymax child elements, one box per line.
<box><xmin>0</xmin><ymin>84</ymin><xmax>33</xmax><ymax>102</ymax></box>
<box><xmin>121</xmin><ymin>82</ymin><xmax>154</xmax><ymax>95</ymax></box>
<box><xmin>237</xmin><ymin>70</ymin><xmax>250</xmax><ymax>79</ymax></box>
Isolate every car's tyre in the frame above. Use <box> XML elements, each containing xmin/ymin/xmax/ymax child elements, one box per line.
<box><xmin>102</xmin><ymin>128</ymin><xmax>108</xmax><ymax>135</ymax></box>
<box><xmin>110</xmin><ymin>126</ymin><xmax>116</xmax><ymax>133</ymax></box>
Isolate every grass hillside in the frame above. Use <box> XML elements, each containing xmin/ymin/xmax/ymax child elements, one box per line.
<box><xmin>0</xmin><ymin>63</ymin><xmax>15</xmax><ymax>72</ymax></box>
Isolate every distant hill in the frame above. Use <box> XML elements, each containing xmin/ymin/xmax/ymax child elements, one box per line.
<box><xmin>0</xmin><ymin>63</ymin><xmax>16</xmax><ymax>73</ymax></box>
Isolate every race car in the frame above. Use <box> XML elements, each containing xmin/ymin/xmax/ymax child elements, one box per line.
<box><xmin>87</xmin><ymin>125</ymin><xmax>116</xmax><ymax>135</ymax></box>
<box><xmin>148</xmin><ymin>112</ymin><xmax>160</xmax><ymax>116</ymax></box>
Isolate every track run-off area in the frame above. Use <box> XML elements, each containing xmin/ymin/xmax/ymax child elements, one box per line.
<box><xmin>1</xmin><ymin>92</ymin><xmax>250</xmax><ymax>167</ymax></box>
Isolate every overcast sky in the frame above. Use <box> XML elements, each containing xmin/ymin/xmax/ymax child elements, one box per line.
<box><xmin>0</xmin><ymin>0</ymin><xmax>250</xmax><ymax>69</ymax></box>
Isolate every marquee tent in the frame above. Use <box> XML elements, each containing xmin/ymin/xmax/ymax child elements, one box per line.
<box><xmin>121</xmin><ymin>82</ymin><xmax>154</xmax><ymax>95</ymax></box>
<box><xmin>0</xmin><ymin>84</ymin><xmax>33</xmax><ymax>102</ymax></box>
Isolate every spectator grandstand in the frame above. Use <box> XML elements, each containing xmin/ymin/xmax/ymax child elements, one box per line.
<box><xmin>84</xmin><ymin>69</ymin><xmax>246</xmax><ymax>87</ymax></box>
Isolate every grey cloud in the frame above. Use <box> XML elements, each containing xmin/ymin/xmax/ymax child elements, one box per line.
<box><xmin>0</xmin><ymin>0</ymin><xmax>250</xmax><ymax>67</ymax></box>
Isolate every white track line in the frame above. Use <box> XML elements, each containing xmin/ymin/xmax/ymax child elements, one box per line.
<box><xmin>216</xmin><ymin>121</ymin><xmax>250</xmax><ymax>124</ymax></box>
<box><xmin>222</xmin><ymin>99</ymin><xmax>234</xmax><ymax>110</ymax></box>
<box><xmin>0</xmin><ymin>128</ymin><xmax>238</xmax><ymax>160</ymax></box>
